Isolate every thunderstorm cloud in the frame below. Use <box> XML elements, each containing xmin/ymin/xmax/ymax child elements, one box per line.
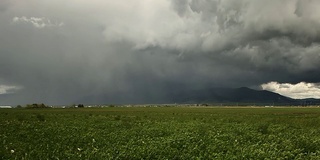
<box><xmin>0</xmin><ymin>0</ymin><xmax>320</xmax><ymax>105</ymax></box>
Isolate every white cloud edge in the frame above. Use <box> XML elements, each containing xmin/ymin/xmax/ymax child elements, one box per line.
<box><xmin>12</xmin><ymin>16</ymin><xmax>64</xmax><ymax>28</ymax></box>
<box><xmin>0</xmin><ymin>85</ymin><xmax>22</xmax><ymax>94</ymax></box>
<box><xmin>261</xmin><ymin>81</ymin><xmax>320</xmax><ymax>99</ymax></box>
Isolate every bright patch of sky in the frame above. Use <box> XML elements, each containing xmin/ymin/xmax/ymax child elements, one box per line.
<box><xmin>261</xmin><ymin>82</ymin><xmax>320</xmax><ymax>99</ymax></box>
<box><xmin>0</xmin><ymin>85</ymin><xmax>22</xmax><ymax>94</ymax></box>
<box><xmin>12</xmin><ymin>16</ymin><xmax>64</xmax><ymax>28</ymax></box>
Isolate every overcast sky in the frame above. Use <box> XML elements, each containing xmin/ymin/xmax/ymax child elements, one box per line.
<box><xmin>1</xmin><ymin>0</ymin><xmax>320</xmax><ymax>105</ymax></box>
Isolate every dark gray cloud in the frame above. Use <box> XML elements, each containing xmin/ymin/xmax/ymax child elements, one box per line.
<box><xmin>0</xmin><ymin>0</ymin><xmax>320</xmax><ymax>105</ymax></box>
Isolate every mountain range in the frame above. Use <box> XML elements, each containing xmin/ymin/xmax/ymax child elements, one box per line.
<box><xmin>165</xmin><ymin>87</ymin><xmax>320</xmax><ymax>106</ymax></box>
<box><xmin>78</xmin><ymin>87</ymin><xmax>320</xmax><ymax>106</ymax></box>
<box><xmin>2</xmin><ymin>87</ymin><xmax>319</xmax><ymax>106</ymax></box>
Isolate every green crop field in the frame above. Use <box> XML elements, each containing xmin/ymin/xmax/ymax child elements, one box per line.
<box><xmin>1</xmin><ymin>107</ymin><xmax>320</xmax><ymax>159</ymax></box>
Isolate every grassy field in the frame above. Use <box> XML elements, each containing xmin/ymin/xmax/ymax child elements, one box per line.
<box><xmin>1</xmin><ymin>107</ymin><xmax>320</xmax><ymax>159</ymax></box>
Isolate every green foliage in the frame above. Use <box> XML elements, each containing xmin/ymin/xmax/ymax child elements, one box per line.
<box><xmin>78</xmin><ymin>104</ymin><xmax>85</xmax><ymax>108</ymax></box>
<box><xmin>1</xmin><ymin>107</ymin><xmax>320</xmax><ymax>159</ymax></box>
<box><xmin>25</xmin><ymin>103</ymin><xmax>49</xmax><ymax>109</ymax></box>
<box><xmin>35</xmin><ymin>114</ymin><xmax>45</xmax><ymax>122</ymax></box>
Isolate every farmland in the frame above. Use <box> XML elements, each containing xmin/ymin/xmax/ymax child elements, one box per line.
<box><xmin>1</xmin><ymin>107</ymin><xmax>320</xmax><ymax>159</ymax></box>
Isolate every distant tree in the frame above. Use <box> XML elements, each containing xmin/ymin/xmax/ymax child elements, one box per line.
<box><xmin>78</xmin><ymin>104</ymin><xmax>85</xmax><ymax>108</ymax></box>
<box><xmin>26</xmin><ymin>103</ymin><xmax>49</xmax><ymax>109</ymax></box>
<box><xmin>40</xmin><ymin>103</ymin><xmax>46</xmax><ymax>108</ymax></box>
<box><xmin>16</xmin><ymin>105</ymin><xmax>22</xmax><ymax>108</ymax></box>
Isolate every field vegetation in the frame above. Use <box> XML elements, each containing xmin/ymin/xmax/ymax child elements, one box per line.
<box><xmin>1</xmin><ymin>107</ymin><xmax>320</xmax><ymax>159</ymax></box>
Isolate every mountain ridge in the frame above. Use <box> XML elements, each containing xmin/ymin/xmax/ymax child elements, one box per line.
<box><xmin>166</xmin><ymin>87</ymin><xmax>320</xmax><ymax>106</ymax></box>
<box><xmin>75</xmin><ymin>87</ymin><xmax>320</xmax><ymax>106</ymax></box>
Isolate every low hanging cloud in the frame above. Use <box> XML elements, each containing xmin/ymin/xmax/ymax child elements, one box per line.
<box><xmin>0</xmin><ymin>0</ymin><xmax>320</xmax><ymax>105</ymax></box>
<box><xmin>261</xmin><ymin>82</ymin><xmax>320</xmax><ymax>99</ymax></box>
<box><xmin>0</xmin><ymin>85</ymin><xmax>22</xmax><ymax>95</ymax></box>
<box><xmin>12</xmin><ymin>16</ymin><xmax>64</xmax><ymax>28</ymax></box>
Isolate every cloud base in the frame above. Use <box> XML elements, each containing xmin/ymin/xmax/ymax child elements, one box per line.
<box><xmin>0</xmin><ymin>0</ymin><xmax>319</xmax><ymax>104</ymax></box>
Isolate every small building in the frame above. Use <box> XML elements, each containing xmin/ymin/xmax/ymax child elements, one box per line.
<box><xmin>0</xmin><ymin>106</ymin><xmax>12</xmax><ymax>108</ymax></box>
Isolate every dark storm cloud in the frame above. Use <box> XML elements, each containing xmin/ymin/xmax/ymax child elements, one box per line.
<box><xmin>0</xmin><ymin>0</ymin><xmax>320</xmax><ymax>105</ymax></box>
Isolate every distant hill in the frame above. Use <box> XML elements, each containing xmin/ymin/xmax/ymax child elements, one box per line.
<box><xmin>77</xmin><ymin>87</ymin><xmax>320</xmax><ymax>106</ymax></box>
<box><xmin>167</xmin><ymin>87</ymin><xmax>320</xmax><ymax>106</ymax></box>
